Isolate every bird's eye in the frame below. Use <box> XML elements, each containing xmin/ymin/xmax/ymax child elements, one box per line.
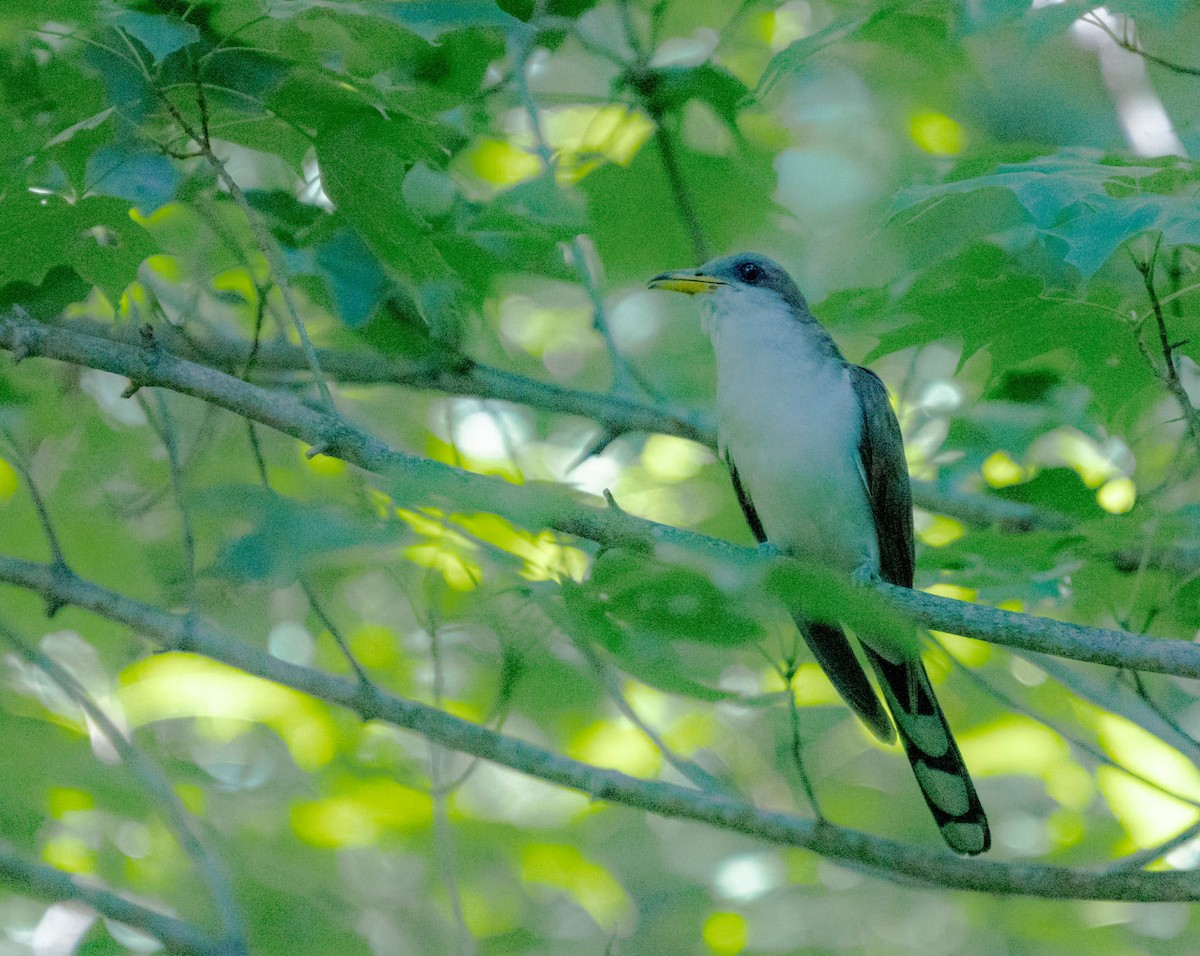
<box><xmin>737</xmin><ymin>261</ymin><xmax>763</xmax><ymax>284</ymax></box>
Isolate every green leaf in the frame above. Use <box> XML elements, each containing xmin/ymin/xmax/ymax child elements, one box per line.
<box><xmin>642</xmin><ymin>64</ymin><xmax>751</xmax><ymax>133</ymax></box>
<box><xmin>315</xmin><ymin>111</ymin><xmax>465</xmax><ymax>345</ymax></box>
<box><xmin>204</xmin><ymin>487</ymin><xmax>398</xmax><ymax>583</ymax></box>
<box><xmin>584</xmin><ymin>549</ymin><xmax>760</xmax><ymax>646</ymax></box>
<box><xmin>0</xmin><ymin>192</ymin><xmax>156</xmax><ymax>302</ymax></box>
<box><xmin>378</xmin><ymin>1</ymin><xmax>521</xmax><ymax>41</ymax></box>
<box><xmin>891</xmin><ymin>150</ymin><xmax>1200</xmax><ymax>279</ymax></box>
<box><xmin>108</xmin><ymin>10</ymin><xmax>200</xmax><ymax>62</ymax></box>
<box><xmin>555</xmin><ymin>582</ymin><xmax>735</xmax><ymax>702</ymax></box>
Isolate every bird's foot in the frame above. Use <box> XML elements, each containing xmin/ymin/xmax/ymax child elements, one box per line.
<box><xmin>851</xmin><ymin>562</ymin><xmax>882</xmax><ymax>589</ymax></box>
<box><xmin>757</xmin><ymin>540</ymin><xmax>784</xmax><ymax>560</ymax></box>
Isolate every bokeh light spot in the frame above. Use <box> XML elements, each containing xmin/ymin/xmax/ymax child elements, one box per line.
<box><xmin>909</xmin><ymin>111</ymin><xmax>966</xmax><ymax>156</ymax></box>
<box><xmin>703</xmin><ymin>911</ymin><xmax>747</xmax><ymax>955</ymax></box>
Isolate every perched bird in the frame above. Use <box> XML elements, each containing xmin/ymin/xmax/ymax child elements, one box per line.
<box><xmin>649</xmin><ymin>252</ymin><xmax>989</xmax><ymax>855</ymax></box>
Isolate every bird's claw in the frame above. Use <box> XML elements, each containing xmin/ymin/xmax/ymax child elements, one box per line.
<box><xmin>851</xmin><ymin>563</ymin><xmax>882</xmax><ymax>588</ymax></box>
<box><xmin>757</xmin><ymin>541</ymin><xmax>784</xmax><ymax>560</ymax></box>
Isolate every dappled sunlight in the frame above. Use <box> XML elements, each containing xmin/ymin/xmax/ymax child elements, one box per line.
<box><xmin>460</xmin><ymin>103</ymin><xmax>653</xmax><ymax>191</ymax></box>
<box><xmin>569</xmin><ymin>719</ymin><xmax>662</xmax><ymax>777</ymax></box>
<box><xmin>915</xmin><ymin>513</ymin><xmax>965</xmax><ymax>547</ymax></box>
<box><xmin>958</xmin><ymin>715</ymin><xmax>1067</xmax><ymax>778</ymax></box>
<box><xmin>1031</xmin><ymin>428</ymin><xmax>1133</xmax><ymax>488</ymax></box>
<box><xmin>640</xmin><ymin>434</ymin><xmax>716</xmax><ymax>482</ymax></box>
<box><xmin>1100</xmin><ymin>771</ymin><xmax>1200</xmax><ymax>851</ymax></box>
<box><xmin>1097</xmin><ymin>476</ymin><xmax>1136</xmax><ymax>514</ymax></box>
<box><xmin>520</xmin><ymin>843</ymin><xmax>635</xmax><ymax>932</ymax></box>
<box><xmin>460</xmin><ymin>137</ymin><xmax>543</xmax><ymax>189</ymax></box>
<box><xmin>982</xmin><ymin>450</ymin><xmax>1032</xmax><ymax>488</ymax></box>
<box><xmin>455</xmin><ymin>512</ymin><xmax>589</xmax><ymax>583</ymax></box>
<box><xmin>4</xmin><ymin>1</ymin><xmax>1200</xmax><ymax>951</ymax></box>
<box><xmin>909</xmin><ymin>111</ymin><xmax>966</xmax><ymax>157</ymax></box>
<box><xmin>0</xmin><ymin>458</ymin><xmax>19</xmax><ymax>500</ymax></box>
<box><xmin>1098</xmin><ymin>715</ymin><xmax>1200</xmax><ymax>848</ymax></box>
<box><xmin>762</xmin><ymin>2</ymin><xmax>810</xmax><ymax>52</ymax></box>
<box><xmin>396</xmin><ymin>508</ymin><xmax>485</xmax><ymax>591</ymax></box>
<box><xmin>703</xmin><ymin>910</ymin><xmax>748</xmax><ymax>955</ymax></box>
<box><xmin>291</xmin><ymin>778</ymin><xmax>433</xmax><ymax>848</ymax></box>
<box><xmin>495</xmin><ymin>289</ymin><xmax>598</xmax><ymax>379</ymax></box>
<box><xmin>301</xmin><ymin>446</ymin><xmax>348</xmax><ymax>478</ymax></box>
<box><xmin>118</xmin><ymin>654</ymin><xmax>338</xmax><ymax>771</ymax></box>
<box><xmin>924</xmin><ymin>582</ymin><xmax>976</xmax><ymax>602</ymax></box>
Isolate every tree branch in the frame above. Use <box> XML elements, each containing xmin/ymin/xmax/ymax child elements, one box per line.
<box><xmin>0</xmin><ymin>313</ymin><xmax>1195</xmax><ymax>678</ymax></box>
<box><xmin>43</xmin><ymin>318</ymin><xmax>1072</xmax><ymax>535</ymax></box>
<box><xmin>1081</xmin><ymin>11</ymin><xmax>1200</xmax><ymax>77</ymax></box>
<box><xmin>1132</xmin><ymin>248</ymin><xmax>1200</xmax><ymax>460</ymax></box>
<box><xmin>0</xmin><ymin>848</ymin><xmax>226</xmax><ymax>955</ymax></box>
<box><xmin>0</xmin><ymin>618</ymin><xmax>247</xmax><ymax>954</ymax></box>
<box><xmin>152</xmin><ymin>81</ymin><xmax>337</xmax><ymax>419</ymax></box>
<box><xmin>1</xmin><ymin>556</ymin><xmax>1198</xmax><ymax>901</ymax></box>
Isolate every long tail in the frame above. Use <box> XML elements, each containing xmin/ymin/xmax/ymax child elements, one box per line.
<box><xmin>799</xmin><ymin>618</ymin><xmax>895</xmax><ymax>745</ymax></box>
<box><xmin>864</xmin><ymin>647</ymin><xmax>990</xmax><ymax>855</ymax></box>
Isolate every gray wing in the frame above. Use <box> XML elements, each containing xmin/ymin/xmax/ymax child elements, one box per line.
<box><xmin>848</xmin><ymin>365</ymin><xmax>915</xmax><ymax>588</ymax></box>
<box><xmin>727</xmin><ymin>459</ymin><xmax>895</xmax><ymax>744</ymax></box>
<box><xmin>849</xmin><ymin>365</ymin><xmax>990</xmax><ymax>854</ymax></box>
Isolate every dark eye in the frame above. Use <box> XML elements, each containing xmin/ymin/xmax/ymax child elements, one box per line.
<box><xmin>737</xmin><ymin>261</ymin><xmax>763</xmax><ymax>284</ymax></box>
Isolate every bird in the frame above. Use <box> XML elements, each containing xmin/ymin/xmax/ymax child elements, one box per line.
<box><xmin>648</xmin><ymin>252</ymin><xmax>990</xmax><ymax>855</ymax></box>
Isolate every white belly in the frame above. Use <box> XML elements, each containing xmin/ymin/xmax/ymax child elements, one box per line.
<box><xmin>711</xmin><ymin>320</ymin><xmax>878</xmax><ymax>573</ymax></box>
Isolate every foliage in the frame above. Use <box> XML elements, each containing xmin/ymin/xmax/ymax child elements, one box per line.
<box><xmin>1</xmin><ymin>1</ymin><xmax>1200</xmax><ymax>954</ymax></box>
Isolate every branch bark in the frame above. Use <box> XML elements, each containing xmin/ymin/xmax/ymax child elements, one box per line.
<box><xmin>1</xmin><ymin>313</ymin><xmax>1195</xmax><ymax>679</ymax></box>
<box><xmin>43</xmin><ymin>318</ymin><xmax>1076</xmax><ymax>534</ymax></box>
<box><xmin>0</xmin><ymin>848</ymin><xmax>227</xmax><ymax>955</ymax></box>
<box><xmin>0</xmin><ymin>556</ymin><xmax>1197</xmax><ymax>902</ymax></box>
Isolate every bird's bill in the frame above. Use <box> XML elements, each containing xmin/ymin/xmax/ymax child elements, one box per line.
<box><xmin>647</xmin><ymin>270</ymin><xmax>726</xmax><ymax>294</ymax></box>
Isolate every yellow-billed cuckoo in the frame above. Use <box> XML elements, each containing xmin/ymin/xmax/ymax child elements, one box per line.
<box><xmin>649</xmin><ymin>252</ymin><xmax>990</xmax><ymax>855</ymax></box>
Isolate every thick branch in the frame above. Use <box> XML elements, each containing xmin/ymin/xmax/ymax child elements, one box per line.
<box><xmin>0</xmin><ymin>849</ymin><xmax>225</xmax><ymax>955</ymax></box>
<box><xmin>51</xmin><ymin>318</ymin><xmax>1066</xmax><ymax>533</ymax></box>
<box><xmin>1</xmin><ymin>314</ymin><xmax>1195</xmax><ymax>678</ymax></box>
<box><xmin>1</xmin><ymin>556</ymin><xmax>1197</xmax><ymax>901</ymax></box>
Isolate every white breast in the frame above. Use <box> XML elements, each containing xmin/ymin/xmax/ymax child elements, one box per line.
<box><xmin>704</xmin><ymin>287</ymin><xmax>879</xmax><ymax>573</ymax></box>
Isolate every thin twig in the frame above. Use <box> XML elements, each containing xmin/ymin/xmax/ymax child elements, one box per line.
<box><xmin>140</xmin><ymin>393</ymin><xmax>198</xmax><ymax>607</ymax></box>
<box><xmin>1131</xmin><ymin>244</ymin><xmax>1200</xmax><ymax>461</ymax></box>
<box><xmin>611</xmin><ymin>0</ymin><xmax>711</xmax><ymax>262</ymax></box>
<box><xmin>422</xmin><ymin>586</ymin><xmax>472</xmax><ymax>956</ymax></box>
<box><xmin>508</xmin><ymin>24</ymin><xmax>654</xmax><ymax>398</ymax></box>
<box><xmin>573</xmin><ymin>634</ymin><xmax>742</xmax><ymax>797</ymax></box>
<box><xmin>0</xmin><ymin>849</ymin><xmax>225</xmax><ymax>955</ymax></box>
<box><xmin>1081</xmin><ymin>11</ymin><xmax>1200</xmax><ymax>77</ymax></box>
<box><xmin>150</xmin><ymin>67</ymin><xmax>337</xmax><ymax>417</ymax></box>
<box><xmin>0</xmin><ymin>617</ymin><xmax>247</xmax><ymax>953</ymax></box>
<box><xmin>299</xmin><ymin>578</ymin><xmax>373</xmax><ymax>688</ymax></box>
<box><xmin>1104</xmin><ymin>819</ymin><xmax>1200</xmax><ymax>874</ymax></box>
<box><xmin>942</xmin><ymin>647</ymin><xmax>1200</xmax><ymax>811</ymax></box>
<box><xmin>0</xmin><ymin>437</ymin><xmax>68</xmax><ymax>571</ymax></box>
<box><xmin>5</xmin><ymin>556</ymin><xmax>1200</xmax><ymax>900</ymax></box>
<box><xmin>778</xmin><ymin>650</ymin><xmax>823</xmax><ymax>818</ymax></box>
<box><xmin>3</xmin><ymin>315</ymin><xmax>1200</xmax><ymax>679</ymax></box>
<box><xmin>649</xmin><ymin>123</ymin><xmax>710</xmax><ymax>263</ymax></box>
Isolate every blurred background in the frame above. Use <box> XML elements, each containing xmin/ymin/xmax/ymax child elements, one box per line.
<box><xmin>2</xmin><ymin>0</ymin><xmax>1200</xmax><ymax>953</ymax></box>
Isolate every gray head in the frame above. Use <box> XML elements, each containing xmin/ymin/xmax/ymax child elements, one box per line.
<box><xmin>647</xmin><ymin>252</ymin><xmax>810</xmax><ymax>315</ymax></box>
